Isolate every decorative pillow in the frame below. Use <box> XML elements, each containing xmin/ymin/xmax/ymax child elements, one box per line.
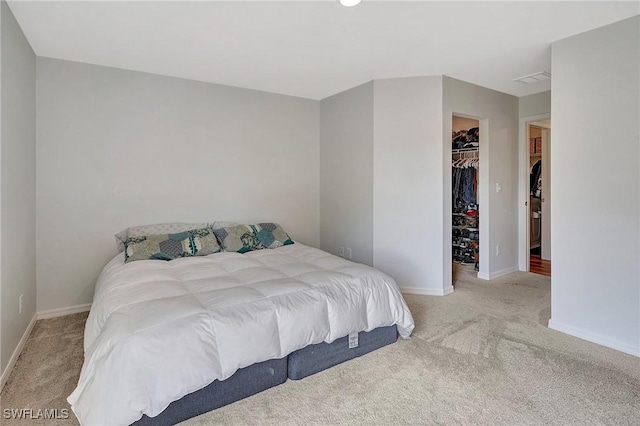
<box><xmin>124</xmin><ymin>228</ymin><xmax>221</xmax><ymax>263</ymax></box>
<box><xmin>214</xmin><ymin>223</ymin><xmax>294</xmax><ymax>253</ymax></box>
<box><xmin>251</xmin><ymin>223</ymin><xmax>294</xmax><ymax>249</ymax></box>
<box><xmin>115</xmin><ymin>222</ymin><xmax>211</xmax><ymax>253</ymax></box>
<box><xmin>214</xmin><ymin>224</ymin><xmax>265</xmax><ymax>253</ymax></box>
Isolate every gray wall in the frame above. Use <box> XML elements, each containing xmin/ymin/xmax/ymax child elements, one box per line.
<box><xmin>319</xmin><ymin>82</ymin><xmax>373</xmax><ymax>265</ymax></box>
<box><xmin>0</xmin><ymin>0</ymin><xmax>36</xmax><ymax>374</ymax></box>
<box><xmin>550</xmin><ymin>16</ymin><xmax>639</xmax><ymax>356</ymax></box>
<box><xmin>519</xmin><ymin>91</ymin><xmax>551</xmax><ymax>118</ymax></box>
<box><xmin>443</xmin><ymin>77</ymin><xmax>520</xmax><ymax>280</ymax></box>
<box><xmin>36</xmin><ymin>58</ymin><xmax>320</xmax><ymax>312</ymax></box>
<box><xmin>373</xmin><ymin>76</ymin><xmax>446</xmax><ymax>294</ymax></box>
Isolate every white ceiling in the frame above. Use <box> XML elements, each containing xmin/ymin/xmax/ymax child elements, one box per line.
<box><xmin>7</xmin><ymin>1</ymin><xmax>640</xmax><ymax>100</ymax></box>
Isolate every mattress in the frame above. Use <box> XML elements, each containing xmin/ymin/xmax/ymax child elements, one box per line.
<box><xmin>69</xmin><ymin>243</ymin><xmax>414</xmax><ymax>425</ymax></box>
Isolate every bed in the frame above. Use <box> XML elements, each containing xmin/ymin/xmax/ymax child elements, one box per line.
<box><xmin>68</xmin><ymin>242</ymin><xmax>414</xmax><ymax>425</ymax></box>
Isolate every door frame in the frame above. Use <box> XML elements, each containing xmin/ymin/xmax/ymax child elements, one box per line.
<box><xmin>518</xmin><ymin>113</ymin><xmax>551</xmax><ymax>271</ymax></box>
<box><xmin>448</xmin><ymin>113</ymin><xmax>489</xmax><ymax>282</ymax></box>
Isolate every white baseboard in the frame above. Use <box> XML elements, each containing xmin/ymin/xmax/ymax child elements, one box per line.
<box><xmin>37</xmin><ymin>303</ymin><xmax>92</xmax><ymax>320</ymax></box>
<box><xmin>477</xmin><ymin>266</ymin><xmax>519</xmax><ymax>281</ymax></box>
<box><xmin>0</xmin><ymin>314</ymin><xmax>37</xmax><ymax>392</ymax></box>
<box><xmin>548</xmin><ymin>319</ymin><xmax>640</xmax><ymax>357</ymax></box>
<box><xmin>401</xmin><ymin>285</ymin><xmax>454</xmax><ymax>296</ymax></box>
<box><xmin>0</xmin><ymin>304</ymin><xmax>92</xmax><ymax>391</ymax></box>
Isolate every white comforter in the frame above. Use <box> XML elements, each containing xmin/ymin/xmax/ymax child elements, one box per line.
<box><xmin>68</xmin><ymin>244</ymin><xmax>414</xmax><ymax>425</ymax></box>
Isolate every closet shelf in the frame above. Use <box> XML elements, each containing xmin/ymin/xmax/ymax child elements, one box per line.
<box><xmin>452</xmin><ymin>226</ymin><xmax>478</xmax><ymax>231</ymax></box>
<box><xmin>452</xmin><ymin>259</ymin><xmax>476</xmax><ymax>265</ymax></box>
<box><xmin>452</xmin><ymin>213</ymin><xmax>478</xmax><ymax>218</ymax></box>
<box><xmin>452</xmin><ymin>147</ymin><xmax>479</xmax><ymax>154</ymax></box>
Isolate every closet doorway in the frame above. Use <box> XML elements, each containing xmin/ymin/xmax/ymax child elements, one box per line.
<box><xmin>452</xmin><ymin>115</ymin><xmax>480</xmax><ymax>283</ymax></box>
<box><xmin>526</xmin><ymin>119</ymin><xmax>551</xmax><ymax>276</ymax></box>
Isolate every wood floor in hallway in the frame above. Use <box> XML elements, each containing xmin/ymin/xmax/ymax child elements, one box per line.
<box><xmin>530</xmin><ymin>255</ymin><xmax>551</xmax><ymax>276</ymax></box>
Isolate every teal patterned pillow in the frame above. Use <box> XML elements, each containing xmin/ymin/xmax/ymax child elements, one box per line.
<box><xmin>115</xmin><ymin>222</ymin><xmax>211</xmax><ymax>253</ymax></box>
<box><xmin>124</xmin><ymin>227</ymin><xmax>221</xmax><ymax>263</ymax></box>
<box><xmin>213</xmin><ymin>224</ymin><xmax>265</xmax><ymax>253</ymax></box>
<box><xmin>214</xmin><ymin>223</ymin><xmax>294</xmax><ymax>253</ymax></box>
<box><xmin>252</xmin><ymin>223</ymin><xmax>294</xmax><ymax>249</ymax></box>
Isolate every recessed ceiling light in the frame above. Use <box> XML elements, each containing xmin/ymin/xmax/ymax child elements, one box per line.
<box><xmin>339</xmin><ymin>0</ymin><xmax>362</xmax><ymax>7</ymax></box>
<box><xmin>513</xmin><ymin>71</ymin><xmax>551</xmax><ymax>84</ymax></box>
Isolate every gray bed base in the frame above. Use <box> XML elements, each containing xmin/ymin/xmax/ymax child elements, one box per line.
<box><xmin>288</xmin><ymin>325</ymin><xmax>398</xmax><ymax>380</ymax></box>
<box><xmin>132</xmin><ymin>357</ymin><xmax>287</xmax><ymax>426</ymax></box>
<box><xmin>133</xmin><ymin>325</ymin><xmax>398</xmax><ymax>425</ymax></box>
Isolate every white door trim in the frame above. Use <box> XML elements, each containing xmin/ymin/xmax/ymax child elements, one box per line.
<box><xmin>518</xmin><ymin>113</ymin><xmax>551</xmax><ymax>271</ymax></box>
<box><xmin>541</xmin><ymin>127</ymin><xmax>551</xmax><ymax>260</ymax></box>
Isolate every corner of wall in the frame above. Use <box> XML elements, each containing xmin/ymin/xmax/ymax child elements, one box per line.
<box><xmin>319</xmin><ymin>81</ymin><xmax>375</xmax><ymax>265</ymax></box>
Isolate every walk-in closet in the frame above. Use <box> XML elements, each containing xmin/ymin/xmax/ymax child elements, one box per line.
<box><xmin>452</xmin><ymin>115</ymin><xmax>479</xmax><ymax>274</ymax></box>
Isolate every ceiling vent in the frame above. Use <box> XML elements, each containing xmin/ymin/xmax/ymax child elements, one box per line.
<box><xmin>513</xmin><ymin>71</ymin><xmax>551</xmax><ymax>84</ymax></box>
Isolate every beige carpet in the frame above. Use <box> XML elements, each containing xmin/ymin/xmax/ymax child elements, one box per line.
<box><xmin>1</xmin><ymin>266</ymin><xmax>639</xmax><ymax>425</ymax></box>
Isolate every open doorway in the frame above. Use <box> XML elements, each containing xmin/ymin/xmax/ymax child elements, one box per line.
<box><xmin>451</xmin><ymin>115</ymin><xmax>480</xmax><ymax>285</ymax></box>
<box><xmin>525</xmin><ymin>118</ymin><xmax>551</xmax><ymax>276</ymax></box>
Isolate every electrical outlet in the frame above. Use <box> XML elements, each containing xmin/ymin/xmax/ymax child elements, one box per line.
<box><xmin>345</xmin><ymin>248</ymin><xmax>352</xmax><ymax>260</ymax></box>
<box><xmin>339</xmin><ymin>247</ymin><xmax>345</xmax><ymax>257</ymax></box>
<box><xmin>19</xmin><ymin>294</ymin><xmax>23</xmax><ymax>315</ymax></box>
<box><xmin>496</xmin><ymin>182</ymin><xmax>502</xmax><ymax>193</ymax></box>
<box><xmin>496</xmin><ymin>245</ymin><xmax>501</xmax><ymax>256</ymax></box>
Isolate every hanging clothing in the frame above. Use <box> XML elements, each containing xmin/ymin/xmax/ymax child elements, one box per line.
<box><xmin>452</xmin><ymin>165</ymin><xmax>477</xmax><ymax>211</ymax></box>
<box><xmin>530</xmin><ymin>160</ymin><xmax>542</xmax><ymax>196</ymax></box>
